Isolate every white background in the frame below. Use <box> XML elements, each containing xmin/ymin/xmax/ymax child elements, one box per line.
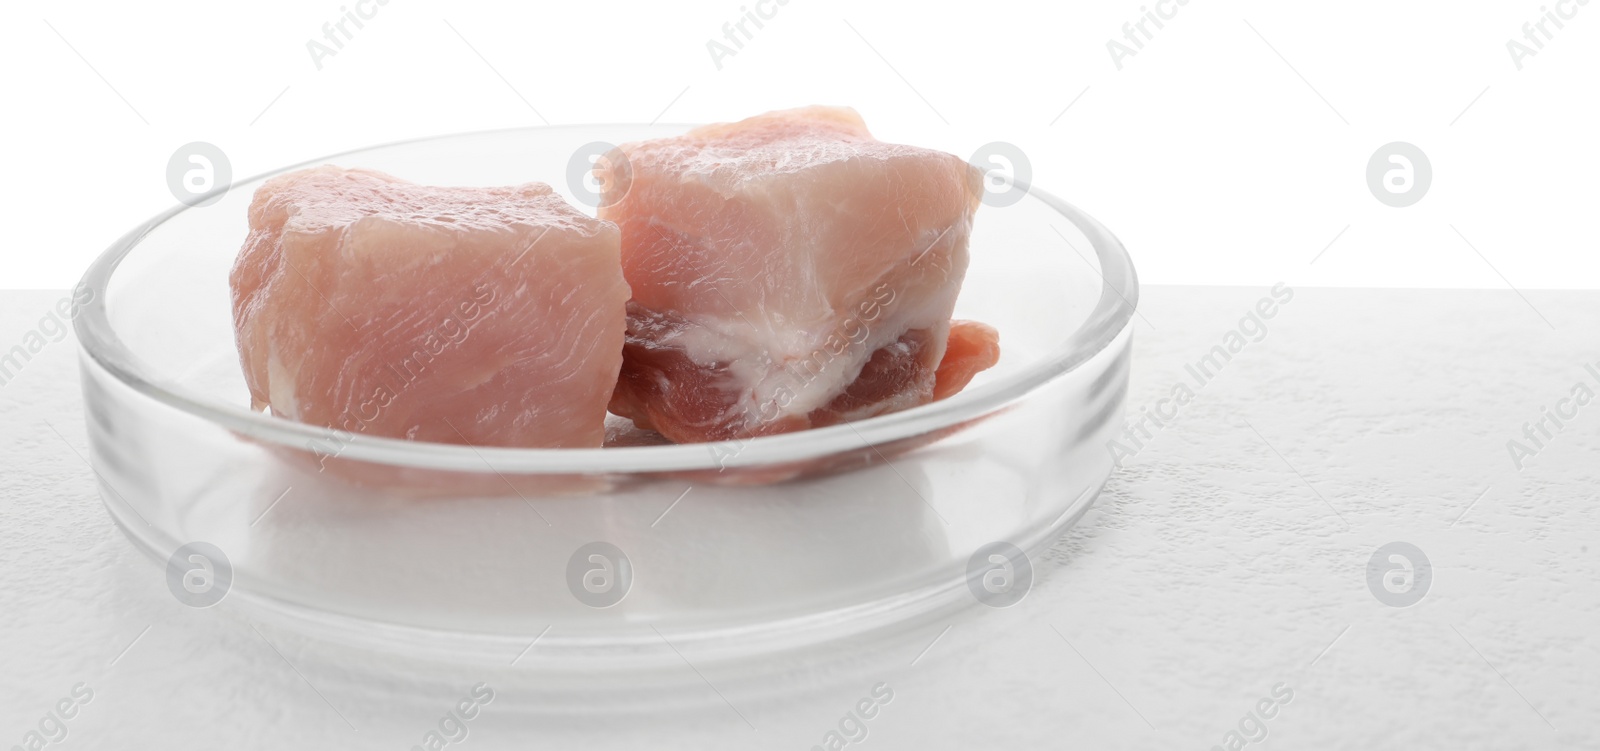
<box><xmin>3</xmin><ymin>0</ymin><xmax>1596</xmax><ymax>290</ymax></box>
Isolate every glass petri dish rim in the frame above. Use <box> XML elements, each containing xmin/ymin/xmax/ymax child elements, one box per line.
<box><xmin>73</xmin><ymin>124</ymin><xmax>1139</xmax><ymax>475</ymax></box>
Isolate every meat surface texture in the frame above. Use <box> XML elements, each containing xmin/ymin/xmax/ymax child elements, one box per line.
<box><xmin>230</xmin><ymin>166</ymin><xmax>629</xmax><ymax>448</ymax></box>
<box><xmin>600</xmin><ymin>106</ymin><xmax>1001</xmax><ymax>443</ymax></box>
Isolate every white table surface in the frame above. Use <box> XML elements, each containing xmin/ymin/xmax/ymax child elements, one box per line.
<box><xmin>2</xmin><ymin>285</ymin><xmax>1596</xmax><ymax>750</ymax></box>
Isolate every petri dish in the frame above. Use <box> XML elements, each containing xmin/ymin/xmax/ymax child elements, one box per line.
<box><xmin>73</xmin><ymin>124</ymin><xmax>1137</xmax><ymax>672</ymax></box>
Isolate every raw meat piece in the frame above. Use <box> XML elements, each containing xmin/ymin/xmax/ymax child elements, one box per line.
<box><xmin>934</xmin><ymin>320</ymin><xmax>1001</xmax><ymax>400</ymax></box>
<box><xmin>600</xmin><ymin>106</ymin><xmax>1001</xmax><ymax>443</ymax></box>
<box><xmin>230</xmin><ymin>166</ymin><xmax>628</xmax><ymax>448</ymax></box>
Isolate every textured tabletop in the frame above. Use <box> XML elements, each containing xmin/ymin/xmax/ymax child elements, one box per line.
<box><xmin>2</xmin><ymin>285</ymin><xmax>1596</xmax><ymax>750</ymax></box>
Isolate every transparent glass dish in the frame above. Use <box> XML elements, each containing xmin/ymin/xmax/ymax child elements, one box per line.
<box><xmin>74</xmin><ymin>125</ymin><xmax>1137</xmax><ymax>670</ymax></box>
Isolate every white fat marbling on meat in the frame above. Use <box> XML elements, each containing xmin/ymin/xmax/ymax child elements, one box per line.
<box><xmin>669</xmin><ymin>224</ymin><xmax>967</xmax><ymax>430</ymax></box>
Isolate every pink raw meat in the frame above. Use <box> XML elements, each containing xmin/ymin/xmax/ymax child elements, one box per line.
<box><xmin>230</xmin><ymin>166</ymin><xmax>628</xmax><ymax>448</ymax></box>
<box><xmin>600</xmin><ymin>106</ymin><xmax>1001</xmax><ymax>443</ymax></box>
